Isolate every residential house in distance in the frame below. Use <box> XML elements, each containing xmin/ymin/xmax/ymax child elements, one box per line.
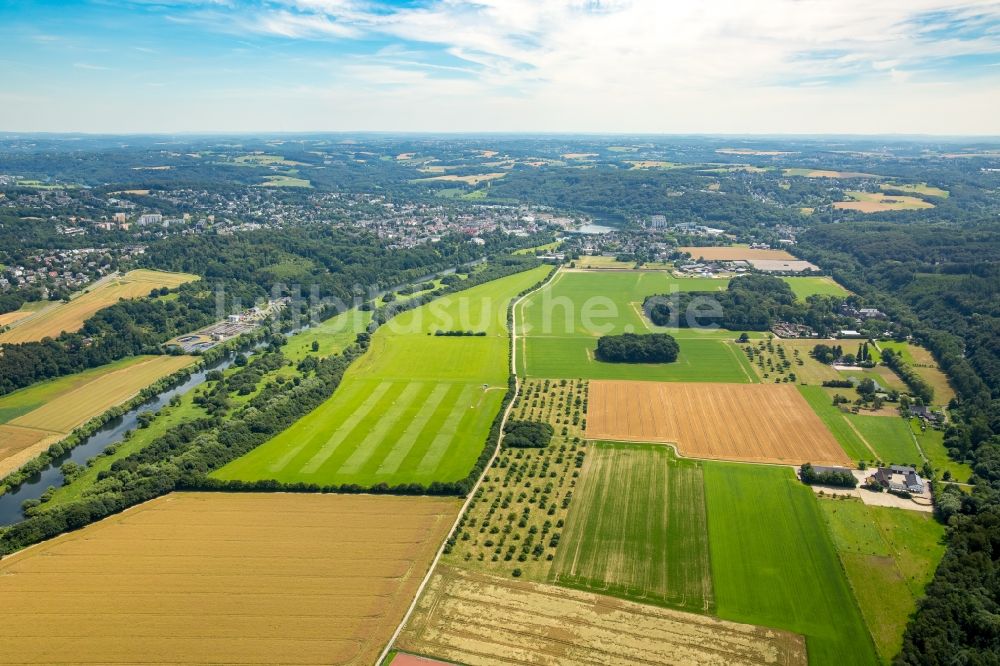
<box><xmin>138</xmin><ymin>212</ymin><xmax>163</xmax><ymax>226</ymax></box>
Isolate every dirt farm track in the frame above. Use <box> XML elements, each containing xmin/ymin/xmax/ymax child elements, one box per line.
<box><xmin>0</xmin><ymin>492</ymin><xmax>459</xmax><ymax>665</ymax></box>
<box><xmin>587</xmin><ymin>381</ymin><xmax>851</xmax><ymax>466</ymax></box>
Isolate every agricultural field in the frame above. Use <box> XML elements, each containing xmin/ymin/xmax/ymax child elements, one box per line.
<box><xmin>0</xmin><ymin>269</ymin><xmax>198</xmax><ymax>343</ymax></box>
<box><xmin>912</xmin><ymin>419</ymin><xmax>972</xmax><ymax>482</ymax></box>
<box><xmin>679</xmin><ymin>245</ymin><xmax>796</xmax><ymax>261</ymax></box>
<box><xmin>834</xmin><ymin>191</ymin><xmax>935</xmax><ymax>213</ymax></box>
<box><xmin>844</xmin><ymin>413</ymin><xmax>923</xmax><ymax>467</ymax></box>
<box><xmin>703</xmin><ymin>463</ymin><xmax>878</xmax><ymax>665</ymax></box>
<box><xmin>213</xmin><ymin>266</ymin><xmax>549</xmax><ymax>487</ymax></box>
<box><xmin>0</xmin><ymin>493</ymin><xmax>458</xmax><ymax>665</ymax></box>
<box><xmin>878</xmin><ymin>340</ymin><xmax>956</xmax><ymax>405</ymax></box>
<box><xmin>552</xmin><ymin>442</ymin><xmax>714</xmax><ymax>613</ymax></box>
<box><xmin>782</xmin><ymin>275</ymin><xmax>850</xmax><ymax>299</ymax></box>
<box><xmin>819</xmin><ymin>498</ymin><xmax>946</xmax><ymax>662</ymax></box>
<box><xmin>797</xmin><ymin>386</ymin><xmax>922</xmax><ymax>466</ymax></box>
<box><xmin>282</xmin><ymin>308</ymin><xmax>373</xmax><ymax>363</ymax></box>
<box><xmin>259</xmin><ymin>174</ymin><xmax>312</xmax><ymax>187</ymax></box>
<box><xmin>517</xmin><ymin>269</ymin><xmax>756</xmax><ymax>381</ymax></box>
<box><xmin>413</xmin><ymin>172</ymin><xmax>507</xmax><ymax>185</ymax></box>
<box><xmin>782</xmin><ymin>168</ymin><xmax>877</xmax><ymax>178</ymax></box>
<box><xmin>0</xmin><ymin>355</ymin><xmax>193</xmax><ymax>478</ymax></box>
<box><xmin>588</xmin><ymin>381</ymin><xmax>850</xmax><ymax>466</ymax></box>
<box><xmin>396</xmin><ymin>565</ymin><xmax>807</xmax><ymax>666</ymax></box>
<box><xmin>880</xmin><ymin>182</ymin><xmax>949</xmax><ymax>198</ymax></box>
<box><xmin>442</xmin><ymin>379</ymin><xmax>587</xmax><ymax>582</ymax></box>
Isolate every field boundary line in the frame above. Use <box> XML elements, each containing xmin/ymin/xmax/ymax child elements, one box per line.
<box><xmin>842</xmin><ymin>416</ymin><xmax>880</xmax><ymax>461</ymax></box>
<box><xmin>375</xmin><ymin>264</ymin><xmax>562</xmax><ymax>666</ymax></box>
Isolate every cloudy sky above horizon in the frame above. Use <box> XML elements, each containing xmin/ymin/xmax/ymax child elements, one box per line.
<box><xmin>2</xmin><ymin>0</ymin><xmax>1000</xmax><ymax>134</ymax></box>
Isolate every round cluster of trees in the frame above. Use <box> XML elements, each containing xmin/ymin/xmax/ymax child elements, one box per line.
<box><xmin>595</xmin><ymin>333</ymin><xmax>679</xmax><ymax>364</ymax></box>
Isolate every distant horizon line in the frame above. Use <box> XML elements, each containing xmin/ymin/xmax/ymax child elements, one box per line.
<box><xmin>2</xmin><ymin>130</ymin><xmax>1000</xmax><ymax>141</ymax></box>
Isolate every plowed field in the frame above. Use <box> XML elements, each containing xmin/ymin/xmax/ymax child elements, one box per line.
<box><xmin>396</xmin><ymin>565</ymin><xmax>806</xmax><ymax>665</ymax></box>
<box><xmin>587</xmin><ymin>381</ymin><xmax>850</xmax><ymax>466</ymax></box>
<box><xmin>0</xmin><ymin>493</ymin><xmax>459</xmax><ymax>665</ymax></box>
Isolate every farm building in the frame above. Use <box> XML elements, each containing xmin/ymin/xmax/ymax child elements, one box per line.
<box><xmin>870</xmin><ymin>465</ymin><xmax>925</xmax><ymax>493</ymax></box>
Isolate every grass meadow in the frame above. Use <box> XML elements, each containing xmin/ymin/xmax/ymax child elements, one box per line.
<box><xmin>799</xmin><ymin>386</ymin><xmax>922</xmax><ymax>465</ymax></box>
<box><xmin>819</xmin><ymin>498</ymin><xmax>946</xmax><ymax>662</ymax></box>
<box><xmin>551</xmin><ymin>442</ymin><xmax>714</xmax><ymax>613</ymax></box>
<box><xmin>703</xmin><ymin>462</ymin><xmax>878</xmax><ymax>665</ymax></box>
<box><xmin>517</xmin><ymin>270</ymin><xmax>755</xmax><ymax>381</ymax></box>
<box><xmin>214</xmin><ymin>266</ymin><xmax>550</xmax><ymax>487</ymax></box>
<box><xmin>783</xmin><ymin>276</ymin><xmax>850</xmax><ymax>299</ymax></box>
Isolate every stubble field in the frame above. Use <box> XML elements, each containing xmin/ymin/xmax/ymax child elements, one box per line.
<box><xmin>551</xmin><ymin>442</ymin><xmax>714</xmax><ymax>613</ymax></box>
<box><xmin>0</xmin><ymin>269</ymin><xmax>198</xmax><ymax>343</ymax></box>
<box><xmin>587</xmin><ymin>381</ymin><xmax>851</xmax><ymax>466</ymax></box>
<box><xmin>0</xmin><ymin>354</ymin><xmax>194</xmax><ymax>477</ymax></box>
<box><xmin>0</xmin><ymin>493</ymin><xmax>459</xmax><ymax>665</ymax></box>
<box><xmin>396</xmin><ymin>564</ymin><xmax>807</xmax><ymax>666</ymax></box>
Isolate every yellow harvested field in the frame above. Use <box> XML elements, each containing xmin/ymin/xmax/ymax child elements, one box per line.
<box><xmin>0</xmin><ymin>309</ymin><xmax>33</xmax><ymax>327</ymax></box>
<box><xmin>396</xmin><ymin>565</ymin><xmax>806</xmax><ymax>666</ymax></box>
<box><xmin>10</xmin><ymin>355</ymin><xmax>194</xmax><ymax>434</ymax></box>
<box><xmin>880</xmin><ymin>183</ymin><xmax>949</xmax><ymax>198</ymax></box>
<box><xmin>415</xmin><ymin>172</ymin><xmax>507</xmax><ymax>185</ymax></box>
<box><xmin>0</xmin><ymin>493</ymin><xmax>459</xmax><ymax>665</ymax></box>
<box><xmin>587</xmin><ymin>381</ymin><xmax>851</xmax><ymax>466</ymax></box>
<box><xmin>0</xmin><ymin>425</ymin><xmax>60</xmax><ymax>478</ymax></box>
<box><xmin>834</xmin><ymin>191</ymin><xmax>935</xmax><ymax>213</ymax></box>
<box><xmin>680</xmin><ymin>246</ymin><xmax>797</xmax><ymax>261</ymax></box>
<box><xmin>561</xmin><ymin>153</ymin><xmax>598</xmax><ymax>159</ymax></box>
<box><xmin>0</xmin><ymin>270</ymin><xmax>197</xmax><ymax>343</ymax></box>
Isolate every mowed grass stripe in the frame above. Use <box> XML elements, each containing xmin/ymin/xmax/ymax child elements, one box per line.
<box><xmin>300</xmin><ymin>381</ymin><xmax>395</xmax><ymax>474</ymax></box>
<box><xmin>551</xmin><ymin>442</ymin><xmax>713</xmax><ymax>613</ymax></box>
<box><xmin>416</xmin><ymin>384</ymin><xmax>478</xmax><ymax>475</ymax></box>
<box><xmin>374</xmin><ymin>384</ymin><xmax>451</xmax><ymax>476</ymax></box>
<box><xmin>214</xmin><ymin>266</ymin><xmax>550</xmax><ymax>487</ymax></box>
<box><xmin>338</xmin><ymin>382</ymin><xmax>426</xmax><ymax>475</ymax></box>
<box><xmin>703</xmin><ymin>462</ymin><xmax>876</xmax><ymax>665</ymax></box>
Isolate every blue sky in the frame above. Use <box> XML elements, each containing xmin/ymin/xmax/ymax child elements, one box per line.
<box><xmin>2</xmin><ymin>0</ymin><xmax>999</xmax><ymax>133</ymax></box>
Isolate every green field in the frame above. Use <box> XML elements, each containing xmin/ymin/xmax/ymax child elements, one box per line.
<box><xmin>800</xmin><ymin>386</ymin><xmax>876</xmax><ymax>462</ymax></box>
<box><xmin>517</xmin><ymin>270</ymin><xmax>755</xmax><ymax>381</ymax></box>
<box><xmin>845</xmin><ymin>413</ymin><xmax>922</xmax><ymax>467</ymax></box>
<box><xmin>911</xmin><ymin>419</ymin><xmax>972</xmax><ymax>481</ymax></box>
<box><xmin>703</xmin><ymin>462</ymin><xmax>878</xmax><ymax>665</ymax></box>
<box><xmin>551</xmin><ymin>442</ymin><xmax>714</xmax><ymax>613</ymax></box>
<box><xmin>783</xmin><ymin>276</ymin><xmax>850</xmax><ymax>299</ymax></box>
<box><xmin>282</xmin><ymin>309</ymin><xmax>373</xmax><ymax>363</ymax></box>
<box><xmin>213</xmin><ymin>266</ymin><xmax>550</xmax><ymax>487</ymax></box>
<box><xmin>819</xmin><ymin>498</ymin><xmax>945</xmax><ymax>662</ymax></box>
